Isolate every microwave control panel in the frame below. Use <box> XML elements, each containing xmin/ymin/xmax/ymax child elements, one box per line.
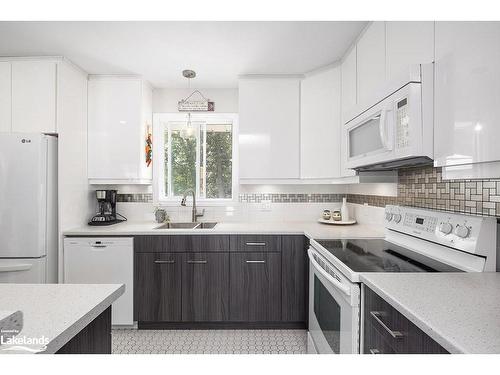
<box><xmin>396</xmin><ymin>97</ymin><xmax>409</xmax><ymax>149</ymax></box>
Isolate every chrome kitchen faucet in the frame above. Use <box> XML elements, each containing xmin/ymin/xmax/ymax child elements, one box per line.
<box><xmin>181</xmin><ymin>189</ymin><xmax>205</xmax><ymax>222</ymax></box>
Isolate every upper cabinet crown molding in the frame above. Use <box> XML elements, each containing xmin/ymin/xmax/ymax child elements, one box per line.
<box><xmin>88</xmin><ymin>76</ymin><xmax>153</xmax><ymax>184</ymax></box>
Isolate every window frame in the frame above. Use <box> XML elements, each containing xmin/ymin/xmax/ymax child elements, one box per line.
<box><xmin>153</xmin><ymin>112</ymin><xmax>239</xmax><ymax>206</ymax></box>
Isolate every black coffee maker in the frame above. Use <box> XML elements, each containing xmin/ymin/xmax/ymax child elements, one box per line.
<box><xmin>88</xmin><ymin>190</ymin><xmax>126</xmax><ymax>226</ymax></box>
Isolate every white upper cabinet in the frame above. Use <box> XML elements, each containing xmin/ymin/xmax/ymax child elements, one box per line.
<box><xmin>386</xmin><ymin>21</ymin><xmax>434</xmax><ymax>82</ymax></box>
<box><xmin>0</xmin><ymin>62</ymin><xmax>11</xmax><ymax>132</ymax></box>
<box><xmin>340</xmin><ymin>46</ymin><xmax>358</xmax><ymax>177</ymax></box>
<box><xmin>356</xmin><ymin>22</ymin><xmax>386</xmax><ymax>106</ymax></box>
<box><xmin>88</xmin><ymin>77</ymin><xmax>153</xmax><ymax>184</ymax></box>
<box><xmin>11</xmin><ymin>61</ymin><xmax>57</xmax><ymax>133</ymax></box>
<box><xmin>300</xmin><ymin>66</ymin><xmax>341</xmax><ymax>179</ymax></box>
<box><xmin>238</xmin><ymin>77</ymin><xmax>300</xmax><ymax>180</ymax></box>
<box><xmin>434</xmin><ymin>22</ymin><xmax>500</xmax><ymax>168</ymax></box>
<box><xmin>341</xmin><ymin>46</ymin><xmax>357</xmax><ymax>120</ymax></box>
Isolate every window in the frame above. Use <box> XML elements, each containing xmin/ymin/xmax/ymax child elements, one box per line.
<box><xmin>154</xmin><ymin>113</ymin><xmax>237</xmax><ymax>203</ymax></box>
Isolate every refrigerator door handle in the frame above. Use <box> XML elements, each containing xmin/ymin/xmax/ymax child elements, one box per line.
<box><xmin>0</xmin><ymin>263</ymin><xmax>32</xmax><ymax>273</ymax></box>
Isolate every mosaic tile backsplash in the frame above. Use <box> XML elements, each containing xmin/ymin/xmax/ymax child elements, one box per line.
<box><xmin>115</xmin><ymin>166</ymin><xmax>500</xmax><ymax>217</ymax></box>
<box><xmin>347</xmin><ymin>166</ymin><xmax>500</xmax><ymax>217</ymax></box>
<box><xmin>397</xmin><ymin>166</ymin><xmax>500</xmax><ymax>216</ymax></box>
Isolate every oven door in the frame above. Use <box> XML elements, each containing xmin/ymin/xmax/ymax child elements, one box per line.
<box><xmin>307</xmin><ymin>248</ymin><xmax>360</xmax><ymax>354</ymax></box>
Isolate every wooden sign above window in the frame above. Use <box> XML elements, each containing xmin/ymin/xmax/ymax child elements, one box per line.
<box><xmin>178</xmin><ymin>100</ymin><xmax>215</xmax><ymax>112</ymax></box>
<box><xmin>178</xmin><ymin>89</ymin><xmax>215</xmax><ymax>112</ymax></box>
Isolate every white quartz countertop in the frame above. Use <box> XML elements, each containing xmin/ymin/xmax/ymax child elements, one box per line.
<box><xmin>360</xmin><ymin>273</ymin><xmax>500</xmax><ymax>354</ymax></box>
<box><xmin>64</xmin><ymin>220</ymin><xmax>385</xmax><ymax>239</ymax></box>
<box><xmin>0</xmin><ymin>284</ymin><xmax>124</xmax><ymax>354</ymax></box>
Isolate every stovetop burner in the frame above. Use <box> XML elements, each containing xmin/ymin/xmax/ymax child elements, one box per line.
<box><xmin>315</xmin><ymin>238</ymin><xmax>463</xmax><ymax>273</ymax></box>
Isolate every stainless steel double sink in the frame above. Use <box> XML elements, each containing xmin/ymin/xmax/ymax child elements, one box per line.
<box><xmin>154</xmin><ymin>222</ymin><xmax>218</xmax><ymax>230</ymax></box>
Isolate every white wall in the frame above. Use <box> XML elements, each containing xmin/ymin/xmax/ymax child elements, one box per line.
<box><xmin>153</xmin><ymin>88</ymin><xmax>238</xmax><ymax>113</ymax></box>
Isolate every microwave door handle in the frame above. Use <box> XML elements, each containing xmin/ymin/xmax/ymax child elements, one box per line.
<box><xmin>379</xmin><ymin>108</ymin><xmax>394</xmax><ymax>151</ymax></box>
<box><xmin>307</xmin><ymin>248</ymin><xmax>351</xmax><ymax>297</ymax></box>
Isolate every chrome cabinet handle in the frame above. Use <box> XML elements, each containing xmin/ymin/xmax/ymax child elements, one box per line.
<box><xmin>369</xmin><ymin>348</ymin><xmax>380</xmax><ymax>354</ymax></box>
<box><xmin>245</xmin><ymin>242</ymin><xmax>266</xmax><ymax>246</ymax></box>
<box><xmin>154</xmin><ymin>260</ymin><xmax>175</xmax><ymax>264</ymax></box>
<box><xmin>245</xmin><ymin>260</ymin><xmax>266</xmax><ymax>264</ymax></box>
<box><xmin>186</xmin><ymin>260</ymin><xmax>207</xmax><ymax>264</ymax></box>
<box><xmin>92</xmin><ymin>244</ymin><xmax>107</xmax><ymax>248</ymax></box>
<box><xmin>370</xmin><ymin>311</ymin><xmax>404</xmax><ymax>339</ymax></box>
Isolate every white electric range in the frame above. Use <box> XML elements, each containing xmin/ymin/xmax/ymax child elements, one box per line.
<box><xmin>307</xmin><ymin>205</ymin><xmax>497</xmax><ymax>354</ymax></box>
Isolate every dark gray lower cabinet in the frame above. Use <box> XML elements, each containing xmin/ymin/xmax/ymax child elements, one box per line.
<box><xmin>56</xmin><ymin>306</ymin><xmax>112</xmax><ymax>354</ymax></box>
<box><xmin>134</xmin><ymin>253</ymin><xmax>182</xmax><ymax>322</ymax></box>
<box><xmin>181</xmin><ymin>253</ymin><xmax>229</xmax><ymax>321</ymax></box>
<box><xmin>363</xmin><ymin>286</ymin><xmax>448</xmax><ymax>354</ymax></box>
<box><xmin>229</xmin><ymin>252</ymin><xmax>282</xmax><ymax>322</ymax></box>
<box><xmin>281</xmin><ymin>235</ymin><xmax>308</xmax><ymax>322</ymax></box>
<box><xmin>134</xmin><ymin>235</ymin><xmax>308</xmax><ymax>327</ymax></box>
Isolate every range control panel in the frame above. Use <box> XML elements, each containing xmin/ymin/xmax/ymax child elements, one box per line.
<box><xmin>384</xmin><ymin>205</ymin><xmax>495</xmax><ymax>256</ymax></box>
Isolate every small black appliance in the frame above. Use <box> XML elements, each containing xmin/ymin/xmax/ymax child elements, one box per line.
<box><xmin>88</xmin><ymin>190</ymin><xmax>126</xmax><ymax>226</ymax></box>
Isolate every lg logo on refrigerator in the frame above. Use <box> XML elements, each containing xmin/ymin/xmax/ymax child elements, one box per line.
<box><xmin>21</xmin><ymin>138</ymin><xmax>31</xmax><ymax>144</ymax></box>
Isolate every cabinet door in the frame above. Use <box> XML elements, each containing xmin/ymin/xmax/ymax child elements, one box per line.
<box><xmin>0</xmin><ymin>62</ymin><xmax>11</xmax><ymax>132</ymax></box>
<box><xmin>239</xmin><ymin>78</ymin><xmax>300</xmax><ymax>180</ymax></box>
<box><xmin>88</xmin><ymin>78</ymin><xmax>142</xmax><ymax>181</ymax></box>
<box><xmin>181</xmin><ymin>253</ymin><xmax>229</xmax><ymax>321</ymax></box>
<box><xmin>281</xmin><ymin>236</ymin><xmax>308</xmax><ymax>322</ymax></box>
<box><xmin>357</xmin><ymin>22</ymin><xmax>386</xmax><ymax>105</ymax></box>
<box><xmin>340</xmin><ymin>46</ymin><xmax>357</xmax><ymax>177</ymax></box>
<box><xmin>11</xmin><ymin>61</ymin><xmax>57</xmax><ymax>133</ymax></box>
<box><xmin>134</xmin><ymin>253</ymin><xmax>182</xmax><ymax>322</ymax></box>
<box><xmin>229</xmin><ymin>252</ymin><xmax>281</xmax><ymax>322</ymax></box>
<box><xmin>341</xmin><ymin>46</ymin><xmax>357</xmax><ymax>120</ymax></box>
<box><xmin>386</xmin><ymin>21</ymin><xmax>434</xmax><ymax>82</ymax></box>
<box><xmin>300</xmin><ymin>67</ymin><xmax>341</xmax><ymax>179</ymax></box>
<box><xmin>434</xmin><ymin>21</ymin><xmax>500</xmax><ymax>167</ymax></box>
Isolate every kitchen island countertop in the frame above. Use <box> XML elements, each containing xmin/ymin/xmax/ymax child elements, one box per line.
<box><xmin>0</xmin><ymin>284</ymin><xmax>124</xmax><ymax>354</ymax></box>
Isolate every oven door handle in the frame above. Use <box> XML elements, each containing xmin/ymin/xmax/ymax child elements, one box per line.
<box><xmin>308</xmin><ymin>248</ymin><xmax>351</xmax><ymax>297</ymax></box>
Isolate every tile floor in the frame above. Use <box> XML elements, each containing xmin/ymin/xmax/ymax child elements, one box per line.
<box><xmin>112</xmin><ymin>329</ymin><xmax>308</xmax><ymax>354</ymax></box>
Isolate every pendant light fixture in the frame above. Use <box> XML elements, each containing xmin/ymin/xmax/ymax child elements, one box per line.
<box><xmin>180</xmin><ymin>69</ymin><xmax>196</xmax><ymax>138</ymax></box>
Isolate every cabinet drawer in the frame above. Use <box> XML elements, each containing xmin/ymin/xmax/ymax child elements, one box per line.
<box><xmin>363</xmin><ymin>286</ymin><xmax>448</xmax><ymax>354</ymax></box>
<box><xmin>230</xmin><ymin>235</ymin><xmax>281</xmax><ymax>252</ymax></box>
<box><xmin>363</xmin><ymin>320</ymin><xmax>396</xmax><ymax>354</ymax></box>
<box><xmin>135</xmin><ymin>235</ymin><xmax>230</xmax><ymax>252</ymax></box>
<box><xmin>364</xmin><ymin>286</ymin><xmax>408</xmax><ymax>352</ymax></box>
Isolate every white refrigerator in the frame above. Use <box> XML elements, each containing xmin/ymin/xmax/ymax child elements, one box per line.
<box><xmin>0</xmin><ymin>133</ymin><xmax>58</xmax><ymax>283</ymax></box>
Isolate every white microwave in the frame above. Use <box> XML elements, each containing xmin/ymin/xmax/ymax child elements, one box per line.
<box><xmin>344</xmin><ymin>64</ymin><xmax>434</xmax><ymax>171</ymax></box>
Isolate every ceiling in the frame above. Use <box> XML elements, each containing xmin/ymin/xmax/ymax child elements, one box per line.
<box><xmin>0</xmin><ymin>21</ymin><xmax>366</xmax><ymax>88</ymax></box>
